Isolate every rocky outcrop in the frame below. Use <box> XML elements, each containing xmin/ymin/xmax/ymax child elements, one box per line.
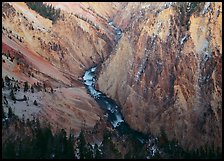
<box><xmin>97</xmin><ymin>2</ymin><xmax>222</xmax><ymax>150</ymax></box>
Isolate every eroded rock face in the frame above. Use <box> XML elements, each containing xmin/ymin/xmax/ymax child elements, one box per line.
<box><xmin>97</xmin><ymin>2</ymin><xmax>222</xmax><ymax>150</ymax></box>
<box><xmin>2</xmin><ymin>2</ymin><xmax>121</xmax><ymax>134</ymax></box>
<box><xmin>2</xmin><ymin>2</ymin><xmax>222</xmax><ymax>151</ymax></box>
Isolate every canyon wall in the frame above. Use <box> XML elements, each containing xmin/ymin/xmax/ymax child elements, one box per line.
<box><xmin>97</xmin><ymin>2</ymin><xmax>222</xmax><ymax>150</ymax></box>
<box><xmin>2</xmin><ymin>2</ymin><xmax>122</xmax><ymax>134</ymax></box>
<box><xmin>2</xmin><ymin>2</ymin><xmax>222</xmax><ymax>150</ymax></box>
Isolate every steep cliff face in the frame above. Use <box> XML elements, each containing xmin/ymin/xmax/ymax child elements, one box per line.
<box><xmin>97</xmin><ymin>2</ymin><xmax>222</xmax><ymax>150</ymax></box>
<box><xmin>2</xmin><ymin>2</ymin><xmax>118</xmax><ymax>85</ymax></box>
<box><xmin>2</xmin><ymin>2</ymin><xmax>121</xmax><ymax>134</ymax></box>
<box><xmin>2</xmin><ymin>1</ymin><xmax>222</xmax><ymax>152</ymax></box>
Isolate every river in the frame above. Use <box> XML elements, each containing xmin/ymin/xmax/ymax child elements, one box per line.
<box><xmin>82</xmin><ymin>21</ymin><xmax>159</xmax><ymax>158</ymax></box>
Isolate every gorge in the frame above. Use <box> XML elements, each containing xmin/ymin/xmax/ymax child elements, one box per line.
<box><xmin>2</xmin><ymin>2</ymin><xmax>222</xmax><ymax>159</ymax></box>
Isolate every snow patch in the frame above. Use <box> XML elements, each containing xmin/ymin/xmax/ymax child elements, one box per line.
<box><xmin>2</xmin><ymin>88</ymin><xmax>42</xmax><ymax>120</ymax></box>
<box><xmin>199</xmin><ymin>39</ymin><xmax>209</xmax><ymax>53</ymax></box>
<box><xmin>164</xmin><ymin>2</ymin><xmax>173</xmax><ymax>9</ymax></box>
<box><xmin>146</xmin><ymin>137</ymin><xmax>160</xmax><ymax>158</ymax></box>
<box><xmin>180</xmin><ymin>35</ymin><xmax>188</xmax><ymax>45</ymax></box>
<box><xmin>135</xmin><ymin>41</ymin><xmax>153</xmax><ymax>82</ymax></box>
<box><xmin>201</xmin><ymin>2</ymin><xmax>211</xmax><ymax>15</ymax></box>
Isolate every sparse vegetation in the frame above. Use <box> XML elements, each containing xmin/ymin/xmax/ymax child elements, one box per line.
<box><xmin>25</xmin><ymin>2</ymin><xmax>61</xmax><ymax>24</ymax></box>
<box><xmin>5</xmin><ymin>75</ymin><xmax>11</xmax><ymax>86</ymax></box>
<box><xmin>10</xmin><ymin>89</ymin><xmax>16</xmax><ymax>101</ymax></box>
<box><xmin>33</xmin><ymin>100</ymin><xmax>38</xmax><ymax>106</ymax></box>
<box><xmin>74</xmin><ymin>14</ymin><xmax>100</xmax><ymax>30</ymax></box>
<box><xmin>31</xmin><ymin>85</ymin><xmax>34</xmax><ymax>93</ymax></box>
<box><xmin>172</xmin><ymin>2</ymin><xmax>205</xmax><ymax>29</ymax></box>
<box><xmin>24</xmin><ymin>81</ymin><xmax>29</xmax><ymax>92</ymax></box>
<box><xmin>2</xmin><ymin>2</ymin><xmax>222</xmax><ymax>159</ymax></box>
<box><xmin>173</xmin><ymin>2</ymin><xmax>204</xmax><ymax>17</ymax></box>
<box><xmin>8</xmin><ymin>107</ymin><xmax>14</xmax><ymax>118</ymax></box>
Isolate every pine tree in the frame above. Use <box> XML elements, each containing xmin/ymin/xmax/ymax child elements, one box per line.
<box><xmin>43</xmin><ymin>82</ymin><xmax>46</xmax><ymax>92</ymax></box>
<box><xmin>22</xmin><ymin>114</ymin><xmax>25</xmax><ymax>124</ymax></box>
<box><xmin>78</xmin><ymin>129</ymin><xmax>88</xmax><ymax>159</ymax></box>
<box><xmin>101</xmin><ymin>130</ymin><xmax>122</xmax><ymax>158</ymax></box>
<box><xmin>8</xmin><ymin>107</ymin><xmax>13</xmax><ymax>118</ymax></box>
<box><xmin>25</xmin><ymin>2</ymin><xmax>61</xmax><ymax>23</ymax></box>
<box><xmin>35</xmin><ymin>117</ymin><xmax>40</xmax><ymax>129</ymax></box>
<box><xmin>5</xmin><ymin>75</ymin><xmax>11</xmax><ymax>86</ymax></box>
<box><xmin>23</xmin><ymin>95</ymin><xmax>27</xmax><ymax>101</ymax></box>
<box><xmin>31</xmin><ymin>85</ymin><xmax>34</xmax><ymax>93</ymax></box>
<box><xmin>17</xmin><ymin>84</ymin><xmax>20</xmax><ymax>90</ymax></box>
<box><xmin>94</xmin><ymin>144</ymin><xmax>102</xmax><ymax>159</ymax></box>
<box><xmin>10</xmin><ymin>89</ymin><xmax>16</xmax><ymax>101</ymax></box>
<box><xmin>64</xmin><ymin>132</ymin><xmax>75</xmax><ymax>159</ymax></box>
<box><xmin>13</xmin><ymin>84</ymin><xmax>18</xmax><ymax>91</ymax></box>
<box><xmin>34</xmin><ymin>100</ymin><xmax>38</xmax><ymax>106</ymax></box>
<box><xmin>2</xmin><ymin>140</ymin><xmax>16</xmax><ymax>159</ymax></box>
<box><xmin>24</xmin><ymin>81</ymin><xmax>29</xmax><ymax>92</ymax></box>
<box><xmin>85</xmin><ymin>143</ymin><xmax>94</xmax><ymax>159</ymax></box>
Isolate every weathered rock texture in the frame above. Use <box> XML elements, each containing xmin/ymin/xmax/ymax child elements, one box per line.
<box><xmin>2</xmin><ymin>2</ymin><xmax>222</xmax><ymax>151</ymax></box>
<box><xmin>2</xmin><ymin>2</ymin><xmax>122</xmax><ymax>134</ymax></box>
<box><xmin>97</xmin><ymin>2</ymin><xmax>222</xmax><ymax>150</ymax></box>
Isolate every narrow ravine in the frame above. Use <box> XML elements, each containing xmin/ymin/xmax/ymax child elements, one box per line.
<box><xmin>83</xmin><ymin>64</ymin><xmax>159</xmax><ymax>158</ymax></box>
<box><xmin>82</xmin><ymin>21</ymin><xmax>160</xmax><ymax>158</ymax></box>
<box><xmin>83</xmin><ymin>66</ymin><xmax>124</xmax><ymax>128</ymax></box>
